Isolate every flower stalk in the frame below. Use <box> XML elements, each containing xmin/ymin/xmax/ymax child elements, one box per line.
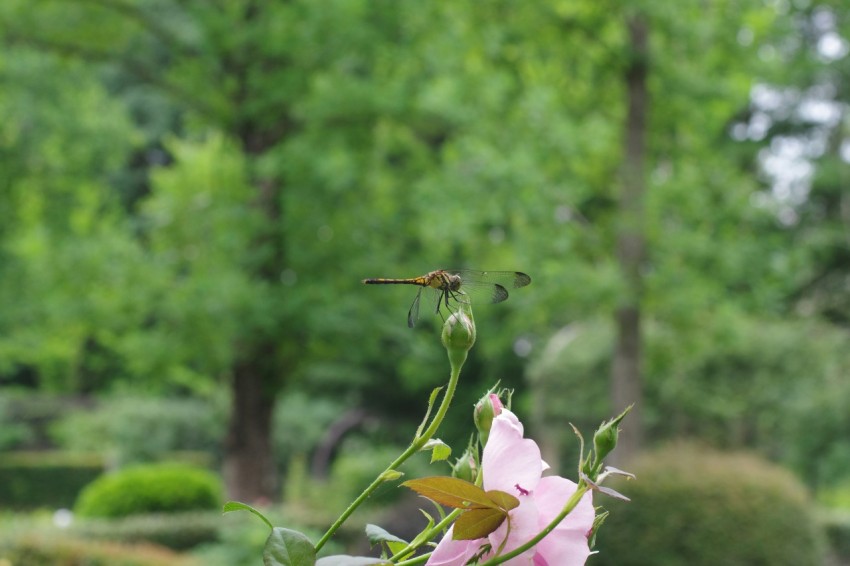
<box><xmin>315</xmin><ymin>306</ymin><xmax>476</xmax><ymax>553</ymax></box>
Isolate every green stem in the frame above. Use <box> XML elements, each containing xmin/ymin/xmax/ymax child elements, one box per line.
<box><xmin>480</xmin><ymin>481</ymin><xmax>590</xmax><ymax>565</ymax></box>
<box><xmin>314</xmin><ymin>360</ymin><xmax>464</xmax><ymax>552</ymax></box>
<box><xmin>396</xmin><ymin>553</ymin><xmax>430</xmax><ymax>566</ymax></box>
<box><xmin>390</xmin><ymin>507</ymin><xmax>463</xmax><ymax>563</ymax></box>
<box><xmin>393</xmin><ymin>410</ymin><xmax>486</xmax><ymax>563</ymax></box>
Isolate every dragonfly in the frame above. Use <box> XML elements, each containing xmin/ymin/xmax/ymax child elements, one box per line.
<box><xmin>363</xmin><ymin>270</ymin><xmax>532</xmax><ymax>328</ymax></box>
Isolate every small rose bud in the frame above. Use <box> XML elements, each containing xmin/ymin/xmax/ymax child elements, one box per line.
<box><xmin>442</xmin><ymin>305</ymin><xmax>476</xmax><ymax>370</ymax></box>
<box><xmin>592</xmin><ymin>405</ymin><xmax>632</xmax><ymax>468</ymax></box>
<box><xmin>452</xmin><ymin>447</ymin><xmax>478</xmax><ymax>483</ymax></box>
<box><xmin>474</xmin><ymin>392</ymin><xmax>504</xmax><ymax>446</ymax></box>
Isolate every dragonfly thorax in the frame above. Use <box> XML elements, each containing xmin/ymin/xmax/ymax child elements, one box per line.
<box><xmin>429</xmin><ymin>270</ymin><xmax>462</xmax><ymax>292</ymax></box>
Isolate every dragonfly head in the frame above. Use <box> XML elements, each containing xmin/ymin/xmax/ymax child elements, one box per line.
<box><xmin>445</xmin><ymin>272</ymin><xmax>462</xmax><ymax>291</ymax></box>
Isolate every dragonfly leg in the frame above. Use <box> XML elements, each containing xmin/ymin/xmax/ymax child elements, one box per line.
<box><xmin>438</xmin><ymin>289</ymin><xmax>469</xmax><ymax>323</ymax></box>
<box><xmin>449</xmin><ymin>289</ymin><xmax>470</xmax><ymax>305</ymax></box>
<box><xmin>434</xmin><ymin>290</ymin><xmax>448</xmax><ymax>322</ymax></box>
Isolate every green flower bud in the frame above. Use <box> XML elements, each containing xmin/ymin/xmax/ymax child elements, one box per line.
<box><xmin>451</xmin><ymin>446</ymin><xmax>479</xmax><ymax>483</ymax></box>
<box><xmin>474</xmin><ymin>392</ymin><xmax>503</xmax><ymax>446</ymax></box>
<box><xmin>441</xmin><ymin>305</ymin><xmax>476</xmax><ymax>371</ymax></box>
<box><xmin>593</xmin><ymin>405</ymin><xmax>632</xmax><ymax>466</ymax></box>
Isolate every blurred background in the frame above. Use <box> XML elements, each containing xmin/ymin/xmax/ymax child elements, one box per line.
<box><xmin>0</xmin><ymin>1</ymin><xmax>848</xmax><ymax>565</ymax></box>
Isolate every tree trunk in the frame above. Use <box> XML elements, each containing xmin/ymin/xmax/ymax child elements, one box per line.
<box><xmin>223</xmin><ymin>342</ymin><xmax>278</xmax><ymax>503</ymax></box>
<box><xmin>610</xmin><ymin>15</ymin><xmax>649</xmax><ymax>466</ymax></box>
<box><xmin>220</xmin><ymin>127</ymin><xmax>287</xmax><ymax>501</ymax></box>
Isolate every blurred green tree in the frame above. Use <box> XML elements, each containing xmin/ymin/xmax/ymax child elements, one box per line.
<box><xmin>736</xmin><ymin>2</ymin><xmax>850</xmax><ymax>324</ymax></box>
<box><xmin>2</xmin><ymin>0</ymin><xmax>849</xmax><ymax>507</ymax></box>
<box><xmin>1</xmin><ymin>0</ymin><xmax>575</xmax><ymax>500</ymax></box>
<box><xmin>0</xmin><ymin>49</ymin><xmax>142</xmax><ymax>391</ymax></box>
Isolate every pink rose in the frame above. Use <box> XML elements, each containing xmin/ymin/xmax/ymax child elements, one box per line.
<box><xmin>428</xmin><ymin>410</ymin><xmax>594</xmax><ymax>565</ymax></box>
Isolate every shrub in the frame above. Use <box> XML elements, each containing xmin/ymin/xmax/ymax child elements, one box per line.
<box><xmin>818</xmin><ymin>478</ymin><xmax>850</xmax><ymax>509</ymax></box>
<box><xmin>0</xmin><ymin>451</ymin><xmax>104</xmax><ymax>509</ymax></box>
<box><xmin>75</xmin><ymin>463</ymin><xmax>222</xmax><ymax>518</ymax></box>
<box><xmin>821</xmin><ymin>509</ymin><xmax>850</xmax><ymax>563</ymax></box>
<box><xmin>0</xmin><ymin>534</ymin><xmax>194</xmax><ymax>566</ymax></box>
<box><xmin>274</xmin><ymin>391</ymin><xmax>345</xmax><ymax>470</ymax></box>
<box><xmin>591</xmin><ymin>443</ymin><xmax>823</xmax><ymax>566</ymax></box>
<box><xmin>285</xmin><ymin>443</ymin><xmax>431</xmax><ymax>514</ymax></box>
<box><xmin>51</xmin><ymin>397</ymin><xmax>225</xmax><ymax>466</ymax></box>
<box><xmin>191</xmin><ymin>509</ymin><xmax>333</xmax><ymax>566</ymax></box>
<box><xmin>73</xmin><ymin>511</ymin><xmax>226</xmax><ymax>550</ymax></box>
<box><xmin>0</xmin><ymin>393</ymin><xmax>36</xmax><ymax>450</ymax></box>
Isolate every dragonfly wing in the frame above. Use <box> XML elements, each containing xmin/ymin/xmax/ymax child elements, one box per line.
<box><xmin>407</xmin><ymin>287</ymin><xmax>423</xmax><ymax>328</ymax></box>
<box><xmin>491</xmin><ymin>283</ymin><xmax>509</xmax><ymax>303</ymax></box>
<box><xmin>513</xmin><ymin>272</ymin><xmax>532</xmax><ymax>288</ymax></box>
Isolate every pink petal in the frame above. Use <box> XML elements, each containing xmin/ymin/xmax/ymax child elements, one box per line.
<box><xmin>487</xmin><ymin>496</ymin><xmax>539</xmax><ymax>565</ymax></box>
<box><xmin>534</xmin><ymin>530</ymin><xmax>592</xmax><ymax>565</ymax></box>
<box><xmin>482</xmin><ymin>410</ymin><xmax>543</xmax><ymax>493</ymax></box>
<box><xmin>534</xmin><ymin>476</ymin><xmax>595</xmax><ymax>530</ymax></box>
<box><xmin>488</xmin><ymin>393</ymin><xmax>504</xmax><ymax>415</ymax></box>
<box><xmin>426</xmin><ymin>526</ymin><xmax>481</xmax><ymax>566</ymax></box>
<box><xmin>532</xmin><ymin>476</ymin><xmax>594</xmax><ymax>565</ymax></box>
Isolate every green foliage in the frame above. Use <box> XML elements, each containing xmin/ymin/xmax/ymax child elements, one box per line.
<box><xmin>193</xmin><ymin>508</ymin><xmax>337</xmax><ymax>566</ymax></box>
<box><xmin>132</xmin><ymin>134</ymin><xmax>273</xmax><ymax>382</ymax></box>
<box><xmin>273</xmin><ymin>392</ymin><xmax>345</xmax><ymax>469</ymax></box>
<box><xmin>592</xmin><ymin>444</ymin><xmax>823</xmax><ymax>566</ymax></box>
<box><xmin>0</xmin><ymin>451</ymin><xmax>103</xmax><ymax>509</ymax></box>
<box><xmin>190</xmin><ymin>517</ymin><xmax>272</xmax><ymax>566</ymax></box>
<box><xmin>328</xmin><ymin>445</ymin><xmax>428</xmax><ymax>508</ymax></box>
<box><xmin>821</xmin><ymin>510</ymin><xmax>850</xmax><ymax>564</ymax></box>
<box><xmin>0</xmin><ymin>392</ymin><xmax>38</xmax><ymax>449</ymax></box>
<box><xmin>0</xmin><ymin>392</ymin><xmax>93</xmax><ymax>450</ymax></box>
<box><xmin>0</xmin><ymin>0</ymin><xmax>849</xmax><ymax>519</ymax></box>
<box><xmin>0</xmin><ymin>49</ymin><xmax>141</xmax><ymax>391</ymax></box>
<box><xmin>0</xmin><ymin>534</ymin><xmax>193</xmax><ymax>566</ymax></box>
<box><xmin>72</xmin><ymin>511</ymin><xmax>227</xmax><ymax>551</ymax></box>
<box><xmin>52</xmin><ymin>396</ymin><xmax>224</xmax><ymax>466</ymax></box>
<box><xmin>819</xmin><ymin>480</ymin><xmax>850</xmax><ymax>510</ymax></box>
<box><xmin>263</xmin><ymin>527</ymin><xmax>316</xmax><ymax>566</ymax></box>
<box><xmin>527</xmin><ymin>313</ymin><xmax>850</xmax><ymax>485</ymax></box>
<box><xmin>525</xmin><ymin>318</ymin><xmax>613</xmax><ymax>467</ymax></box>
<box><xmin>74</xmin><ymin>463</ymin><xmax>222</xmax><ymax>518</ymax></box>
<box><xmin>646</xmin><ymin>316</ymin><xmax>850</xmax><ymax>486</ymax></box>
<box><xmin>0</xmin><ymin>508</ymin><xmax>291</xmax><ymax>566</ymax></box>
<box><xmin>283</xmin><ymin>445</ymin><xmax>431</xmax><ymax>516</ymax></box>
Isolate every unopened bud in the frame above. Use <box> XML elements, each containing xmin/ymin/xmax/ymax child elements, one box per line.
<box><xmin>452</xmin><ymin>447</ymin><xmax>478</xmax><ymax>483</ymax></box>
<box><xmin>593</xmin><ymin>405</ymin><xmax>632</xmax><ymax>466</ymax></box>
<box><xmin>474</xmin><ymin>392</ymin><xmax>505</xmax><ymax>446</ymax></box>
<box><xmin>442</xmin><ymin>306</ymin><xmax>476</xmax><ymax>370</ymax></box>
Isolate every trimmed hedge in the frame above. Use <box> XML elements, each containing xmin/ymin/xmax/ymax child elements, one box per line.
<box><xmin>0</xmin><ymin>451</ymin><xmax>104</xmax><ymax>509</ymax></box>
<box><xmin>75</xmin><ymin>463</ymin><xmax>222</xmax><ymax>518</ymax></box>
<box><xmin>592</xmin><ymin>444</ymin><xmax>823</xmax><ymax>566</ymax></box>
<box><xmin>51</xmin><ymin>397</ymin><xmax>225</xmax><ymax>466</ymax></box>
<box><xmin>73</xmin><ymin>511</ymin><xmax>225</xmax><ymax>550</ymax></box>
<box><xmin>0</xmin><ymin>534</ymin><xmax>194</xmax><ymax>566</ymax></box>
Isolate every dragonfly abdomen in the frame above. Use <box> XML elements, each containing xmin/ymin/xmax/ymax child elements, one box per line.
<box><xmin>362</xmin><ymin>277</ymin><xmax>431</xmax><ymax>287</ymax></box>
<box><xmin>363</xmin><ymin>270</ymin><xmax>451</xmax><ymax>289</ymax></box>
